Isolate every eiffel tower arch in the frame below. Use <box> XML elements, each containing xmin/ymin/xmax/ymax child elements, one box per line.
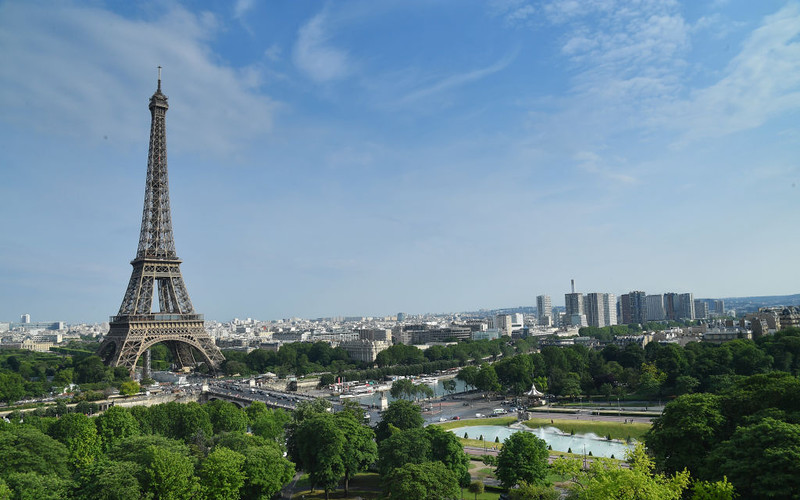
<box><xmin>98</xmin><ymin>69</ymin><xmax>224</xmax><ymax>375</ymax></box>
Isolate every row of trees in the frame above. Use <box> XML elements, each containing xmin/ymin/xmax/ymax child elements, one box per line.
<box><xmin>218</xmin><ymin>336</ymin><xmax>535</xmax><ymax>378</ymax></box>
<box><xmin>0</xmin><ymin>399</ymin><xmax>295</xmax><ymax>499</ymax></box>
<box><xmin>450</xmin><ymin>327</ymin><xmax>800</xmax><ymax>400</ymax></box>
<box><xmin>0</xmin><ymin>348</ymin><xmax>140</xmax><ymax>404</ymax></box>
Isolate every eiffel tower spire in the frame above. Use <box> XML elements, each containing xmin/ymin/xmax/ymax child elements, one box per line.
<box><xmin>99</xmin><ymin>70</ymin><xmax>224</xmax><ymax>374</ymax></box>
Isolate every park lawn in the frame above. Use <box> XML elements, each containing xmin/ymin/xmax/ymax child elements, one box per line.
<box><xmin>459</xmin><ymin>437</ymin><xmax>504</xmax><ymax>450</ymax></box>
<box><xmin>434</xmin><ymin>416</ymin><xmax>517</xmax><ymax>431</ymax></box>
<box><xmin>523</xmin><ymin>417</ymin><xmax>650</xmax><ymax>441</ymax></box>
<box><xmin>470</xmin><ymin>463</ymin><xmax>496</xmax><ymax>480</ymax></box>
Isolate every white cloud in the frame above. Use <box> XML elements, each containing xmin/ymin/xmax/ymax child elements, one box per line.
<box><xmin>668</xmin><ymin>3</ymin><xmax>800</xmax><ymax>144</ymax></box>
<box><xmin>233</xmin><ymin>0</ymin><xmax>256</xmax><ymax>21</ymax></box>
<box><xmin>0</xmin><ymin>2</ymin><xmax>276</xmax><ymax>157</ymax></box>
<box><xmin>293</xmin><ymin>10</ymin><xmax>352</xmax><ymax>83</ymax></box>
<box><xmin>264</xmin><ymin>44</ymin><xmax>282</xmax><ymax>62</ymax></box>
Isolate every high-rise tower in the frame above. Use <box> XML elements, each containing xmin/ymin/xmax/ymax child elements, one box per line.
<box><xmin>98</xmin><ymin>70</ymin><xmax>225</xmax><ymax>374</ymax></box>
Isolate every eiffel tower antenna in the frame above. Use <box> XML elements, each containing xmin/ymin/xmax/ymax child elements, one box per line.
<box><xmin>98</xmin><ymin>70</ymin><xmax>225</xmax><ymax>375</ymax></box>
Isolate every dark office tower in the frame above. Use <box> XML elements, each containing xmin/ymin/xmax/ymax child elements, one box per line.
<box><xmin>98</xmin><ymin>70</ymin><xmax>225</xmax><ymax>374</ymax></box>
<box><xmin>620</xmin><ymin>291</ymin><xmax>646</xmax><ymax>326</ymax></box>
<box><xmin>664</xmin><ymin>293</ymin><xmax>678</xmax><ymax>321</ymax></box>
<box><xmin>585</xmin><ymin>293</ymin><xmax>605</xmax><ymax>327</ymax></box>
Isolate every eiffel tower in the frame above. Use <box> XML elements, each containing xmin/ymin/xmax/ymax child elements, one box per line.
<box><xmin>98</xmin><ymin>69</ymin><xmax>225</xmax><ymax>375</ymax></box>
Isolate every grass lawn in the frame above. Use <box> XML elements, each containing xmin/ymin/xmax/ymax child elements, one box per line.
<box><xmin>459</xmin><ymin>437</ymin><xmax>504</xmax><ymax>450</ymax></box>
<box><xmin>434</xmin><ymin>416</ymin><xmax>517</xmax><ymax>430</ymax></box>
<box><xmin>523</xmin><ymin>417</ymin><xmax>650</xmax><ymax>441</ymax></box>
<box><xmin>469</xmin><ymin>461</ymin><xmax>496</xmax><ymax>480</ymax></box>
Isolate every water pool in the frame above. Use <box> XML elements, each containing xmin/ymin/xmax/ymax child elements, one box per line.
<box><xmin>450</xmin><ymin>424</ymin><xmax>633</xmax><ymax>458</ymax></box>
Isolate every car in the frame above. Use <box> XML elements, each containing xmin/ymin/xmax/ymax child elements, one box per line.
<box><xmin>439</xmin><ymin>417</ymin><xmax>447</xmax><ymax>422</ymax></box>
<box><xmin>451</xmin><ymin>416</ymin><xmax>461</xmax><ymax>420</ymax></box>
<box><xmin>475</xmin><ymin>413</ymin><xmax>484</xmax><ymax>418</ymax></box>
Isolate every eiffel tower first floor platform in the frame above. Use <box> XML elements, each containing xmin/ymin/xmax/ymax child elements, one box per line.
<box><xmin>98</xmin><ymin>313</ymin><xmax>225</xmax><ymax>375</ymax></box>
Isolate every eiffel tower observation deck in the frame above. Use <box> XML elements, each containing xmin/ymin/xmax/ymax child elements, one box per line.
<box><xmin>98</xmin><ymin>69</ymin><xmax>225</xmax><ymax>375</ymax></box>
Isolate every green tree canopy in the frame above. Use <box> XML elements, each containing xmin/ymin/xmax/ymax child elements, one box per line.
<box><xmin>496</xmin><ymin>431</ymin><xmax>549</xmax><ymax>489</ymax></box>
<box><xmin>241</xmin><ymin>444</ymin><xmax>295</xmax><ymax>500</ymax></box>
<box><xmin>706</xmin><ymin>418</ymin><xmax>800</xmax><ymax>499</ymax></box>
<box><xmin>198</xmin><ymin>447</ymin><xmax>246</xmax><ymax>500</ymax></box>
<box><xmin>48</xmin><ymin>412</ymin><xmax>102</xmax><ymax>469</ymax></box>
<box><xmin>74</xmin><ymin>459</ymin><xmax>144</xmax><ymax>500</ymax></box>
<box><xmin>143</xmin><ymin>445</ymin><xmax>200</xmax><ymax>500</ymax></box>
<box><xmin>0</xmin><ymin>425</ymin><xmax>70</xmax><ymax>479</ymax></box>
<box><xmin>384</xmin><ymin>461</ymin><xmax>460</xmax><ymax>500</ymax></box>
<box><xmin>95</xmin><ymin>406</ymin><xmax>140</xmax><ymax>452</ymax></box>
<box><xmin>375</xmin><ymin>399</ymin><xmax>424</xmax><ymax>442</ymax></box>
<box><xmin>203</xmin><ymin>400</ymin><xmax>248</xmax><ymax>435</ymax></box>
<box><xmin>336</xmin><ymin>412</ymin><xmax>378</xmax><ymax>495</ymax></box>
<box><xmin>289</xmin><ymin>413</ymin><xmax>344</xmax><ymax>499</ymax></box>
<box><xmin>646</xmin><ymin>393</ymin><xmax>725</xmax><ymax>476</ymax></box>
<box><xmin>553</xmin><ymin>444</ymin><xmax>690</xmax><ymax>500</ymax></box>
<box><xmin>377</xmin><ymin>427</ymin><xmax>432</xmax><ymax>479</ymax></box>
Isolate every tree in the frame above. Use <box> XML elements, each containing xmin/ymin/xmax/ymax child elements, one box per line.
<box><xmin>552</xmin><ymin>444</ymin><xmax>690</xmax><ymax>500</ymax></box>
<box><xmin>494</xmin><ymin>355</ymin><xmax>534</xmax><ymax>394</ymax></box>
<box><xmin>336</xmin><ymin>412</ymin><xmax>378</xmax><ymax>495</ymax></box>
<box><xmin>249</xmin><ymin>407</ymin><xmax>290</xmax><ymax>444</ymax></box>
<box><xmin>468</xmin><ymin>481</ymin><xmax>485</xmax><ymax>500</ymax></box>
<box><xmin>199</xmin><ymin>447</ymin><xmax>246</xmax><ymax>500</ymax></box>
<box><xmin>75</xmin><ymin>356</ymin><xmax>108</xmax><ymax>384</ymax></box>
<box><xmin>475</xmin><ymin>363</ymin><xmax>501</xmax><ymax>393</ymax></box>
<box><xmin>375</xmin><ymin>399</ymin><xmax>424</xmax><ymax>442</ymax></box>
<box><xmin>241</xmin><ymin>445</ymin><xmax>295</xmax><ymax>500</ymax></box>
<box><xmin>390</xmin><ymin>378</ymin><xmax>416</xmax><ymax>400</ymax></box>
<box><xmin>108</xmin><ymin>435</ymin><xmax>192</xmax><ymax>467</ymax></box>
<box><xmin>74</xmin><ymin>460</ymin><xmax>144</xmax><ymax>500</ymax></box>
<box><xmin>691</xmin><ymin>477</ymin><xmax>735</xmax><ymax>500</ymax></box>
<box><xmin>384</xmin><ymin>461</ymin><xmax>460</xmax><ymax>500</ymax></box>
<box><xmin>0</xmin><ymin>425</ymin><xmax>70</xmax><ymax>479</ymax></box>
<box><xmin>507</xmin><ymin>481</ymin><xmax>561</xmax><ymax>500</ymax></box>
<box><xmin>204</xmin><ymin>400</ymin><xmax>248</xmax><ymax>434</ymax></box>
<box><xmin>378</xmin><ymin>427</ymin><xmax>432</xmax><ymax>479</ymax></box>
<box><xmin>456</xmin><ymin>366</ymin><xmax>479</xmax><ymax>390</ymax></box>
<box><xmin>495</xmin><ymin>431</ymin><xmax>549</xmax><ymax>489</ymax></box>
<box><xmin>289</xmin><ymin>413</ymin><xmax>344</xmax><ymax>499</ymax></box>
<box><xmin>144</xmin><ymin>445</ymin><xmax>200</xmax><ymax>500</ymax></box>
<box><xmin>443</xmin><ymin>379</ymin><xmax>457</xmax><ymax>395</ymax></box>
<box><xmin>427</xmin><ymin>425</ymin><xmax>470</xmax><ymax>487</ymax></box>
<box><xmin>118</xmin><ymin>380</ymin><xmax>140</xmax><ymax>396</ymax></box>
<box><xmin>48</xmin><ymin>412</ymin><xmax>102</xmax><ymax>469</ymax></box>
<box><xmin>706</xmin><ymin>418</ymin><xmax>800</xmax><ymax>499</ymax></box>
<box><xmin>148</xmin><ymin>402</ymin><xmax>212</xmax><ymax>443</ymax></box>
<box><xmin>0</xmin><ymin>372</ymin><xmax>26</xmax><ymax>403</ymax></box>
<box><xmin>95</xmin><ymin>406</ymin><xmax>140</xmax><ymax>452</ymax></box>
<box><xmin>3</xmin><ymin>472</ymin><xmax>71</xmax><ymax>500</ymax></box>
<box><xmin>646</xmin><ymin>393</ymin><xmax>725</xmax><ymax>476</ymax></box>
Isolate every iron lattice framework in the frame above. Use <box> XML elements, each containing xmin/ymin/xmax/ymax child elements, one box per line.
<box><xmin>99</xmin><ymin>72</ymin><xmax>225</xmax><ymax>374</ymax></box>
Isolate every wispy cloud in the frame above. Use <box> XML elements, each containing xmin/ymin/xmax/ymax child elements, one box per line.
<box><xmin>667</xmin><ymin>3</ymin><xmax>800</xmax><ymax>144</ymax></box>
<box><xmin>233</xmin><ymin>0</ymin><xmax>256</xmax><ymax>21</ymax></box>
<box><xmin>574</xmin><ymin>151</ymin><xmax>638</xmax><ymax>184</ymax></box>
<box><xmin>0</xmin><ymin>2</ymin><xmax>276</xmax><ymax>157</ymax></box>
<box><xmin>398</xmin><ymin>52</ymin><xmax>517</xmax><ymax>105</ymax></box>
<box><xmin>293</xmin><ymin>10</ymin><xmax>352</xmax><ymax>83</ymax></box>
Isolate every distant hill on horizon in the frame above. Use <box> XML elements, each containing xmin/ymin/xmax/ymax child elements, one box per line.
<box><xmin>716</xmin><ymin>293</ymin><xmax>800</xmax><ymax>314</ymax></box>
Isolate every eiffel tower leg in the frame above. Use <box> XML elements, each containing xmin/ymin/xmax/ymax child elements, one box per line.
<box><xmin>171</xmin><ymin>342</ymin><xmax>195</xmax><ymax>369</ymax></box>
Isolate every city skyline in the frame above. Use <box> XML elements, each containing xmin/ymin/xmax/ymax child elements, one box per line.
<box><xmin>1</xmin><ymin>1</ymin><xmax>799</xmax><ymax>323</ymax></box>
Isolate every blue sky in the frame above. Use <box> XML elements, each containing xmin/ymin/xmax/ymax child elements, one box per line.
<box><xmin>1</xmin><ymin>0</ymin><xmax>798</xmax><ymax>323</ymax></box>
